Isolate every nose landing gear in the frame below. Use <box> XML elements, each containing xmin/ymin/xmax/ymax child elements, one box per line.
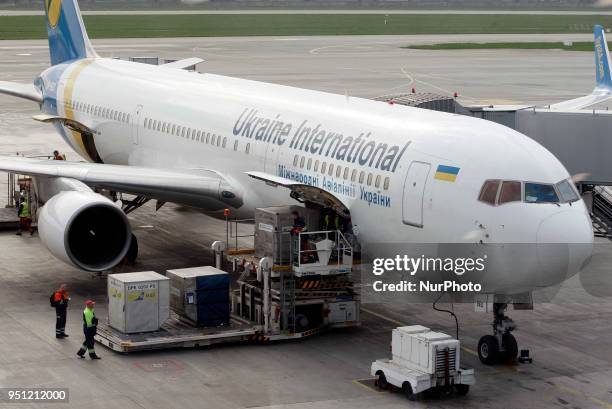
<box><xmin>478</xmin><ymin>303</ymin><xmax>518</xmax><ymax>365</ymax></box>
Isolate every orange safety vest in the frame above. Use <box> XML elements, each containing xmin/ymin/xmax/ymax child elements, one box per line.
<box><xmin>54</xmin><ymin>290</ymin><xmax>69</xmax><ymax>303</ymax></box>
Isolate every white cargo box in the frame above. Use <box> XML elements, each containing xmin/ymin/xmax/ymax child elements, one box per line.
<box><xmin>392</xmin><ymin>325</ymin><xmax>459</xmax><ymax>375</ymax></box>
<box><xmin>327</xmin><ymin>301</ymin><xmax>359</xmax><ymax>324</ymax></box>
<box><xmin>108</xmin><ymin>271</ymin><xmax>170</xmax><ymax>334</ymax></box>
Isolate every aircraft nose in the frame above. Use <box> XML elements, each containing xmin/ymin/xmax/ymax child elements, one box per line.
<box><xmin>536</xmin><ymin>209</ymin><xmax>593</xmax><ymax>283</ymax></box>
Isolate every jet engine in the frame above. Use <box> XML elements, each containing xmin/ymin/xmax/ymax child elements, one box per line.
<box><xmin>38</xmin><ymin>191</ymin><xmax>131</xmax><ymax>271</ymax></box>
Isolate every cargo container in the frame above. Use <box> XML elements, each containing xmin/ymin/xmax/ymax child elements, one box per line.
<box><xmin>166</xmin><ymin>266</ymin><xmax>230</xmax><ymax>327</ymax></box>
<box><xmin>254</xmin><ymin>206</ymin><xmax>320</xmax><ymax>264</ymax></box>
<box><xmin>107</xmin><ymin>271</ymin><xmax>170</xmax><ymax>334</ymax></box>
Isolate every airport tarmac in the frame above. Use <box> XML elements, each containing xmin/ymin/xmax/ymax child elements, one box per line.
<box><xmin>1</xmin><ymin>35</ymin><xmax>612</xmax><ymax>409</ymax></box>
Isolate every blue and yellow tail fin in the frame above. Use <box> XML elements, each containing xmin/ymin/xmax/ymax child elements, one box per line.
<box><xmin>44</xmin><ymin>0</ymin><xmax>97</xmax><ymax>65</ymax></box>
<box><xmin>594</xmin><ymin>25</ymin><xmax>612</xmax><ymax>90</ymax></box>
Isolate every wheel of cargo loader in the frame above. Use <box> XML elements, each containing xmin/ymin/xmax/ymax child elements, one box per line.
<box><xmin>402</xmin><ymin>382</ymin><xmax>420</xmax><ymax>401</ymax></box>
<box><xmin>294</xmin><ymin>314</ymin><xmax>310</xmax><ymax>332</ymax></box>
<box><xmin>502</xmin><ymin>333</ymin><xmax>518</xmax><ymax>362</ymax></box>
<box><xmin>455</xmin><ymin>384</ymin><xmax>470</xmax><ymax>396</ymax></box>
<box><xmin>478</xmin><ymin>335</ymin><xmax>500</xmax><ymax>365</ymax></box>
<box><xmin>126</xmin><ymin>234</ymin><xmax>138</xmax><ymax>264</ymax></box>
<box><xmin>375</xmin><ymin>371</ymin><xmax>388</xmax><ymax>390</ymax></box>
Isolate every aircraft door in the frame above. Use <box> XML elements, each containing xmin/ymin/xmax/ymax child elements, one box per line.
<box><xmin>402</xmin><ymin>161</ymin><xmax>431</xmax><ymax>227</ymax></box>
<box><xmin>132</xmin><ymin>104</ymin><xmax>143</xmax><ymax>145</ymax></box>
<box><xmin>264</xmin><ymin>142</ymin><xmax>281</xmax><ymax>174</ymax></box>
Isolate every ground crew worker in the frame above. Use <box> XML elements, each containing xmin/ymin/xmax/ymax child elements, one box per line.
<box><xmin>52</xmin><ymin>150</ymin><xmax>65</xmax><ymax>160</ymax></box>
<box><xmin>52</xmin><ymin>284</ymin><xmax>70</xmax><ymax>338</ymax></box>
<box><xmin>15</xmin><ymin>193</ymin><xmax>33</xmax><ymax>236</ymax></box>
<box><xmin>77</xmin><ymin>300</ymin><xmax>101</xmax><ymax>360</ymax></box>
<box><xmin>290</xmin><ymin>210</ymin><xmax>306</xmax><ymax>236</ymax></box>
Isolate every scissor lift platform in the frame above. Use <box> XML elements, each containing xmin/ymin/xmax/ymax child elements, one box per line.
<box><xmin>95</xmin><ymin>312</ymin><xmax>260</xmax><ymax>353</ymax></box>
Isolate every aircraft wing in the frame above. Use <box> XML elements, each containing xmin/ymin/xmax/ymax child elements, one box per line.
<box><xmin>0</xmin><ymin>156</ymin><xmax>243</xmax><ymax>208</ymax></box>
<box><xmin>161</xmin><ymin>57</ymin><xmax>204</xmax><ymax>70</ymax></box>
<box><xmin>0</xmin><ymin>81</ymin><xmax>42</xmax><ymax>103</ymax></box>
<box><xmin>549</xmin><ymin>87</ymin><xmax>612</xmax><ymax>110</ymax></box>
<box><xmin>550</xmin><ymin>25</ymin><xmax>612</xmax><ymax>110</ymax></box>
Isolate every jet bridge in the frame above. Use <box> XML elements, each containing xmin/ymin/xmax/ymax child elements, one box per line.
<box><xmin>467</xmin><ymin>106</ymin><xmax>612</xmax><ymax>186</ymax></box>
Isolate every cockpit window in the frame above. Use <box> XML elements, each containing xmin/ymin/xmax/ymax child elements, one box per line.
<box><xmin>498</xmin><ymin>181</ymin><xmax>521</xmax><ymax>204</ymax></box>
<box><xmin>556</xmin><ymin>179</ymin><xmax>579</xmax><ymax>202</ymax></box>
<box><xmin>524</xmin><ymin>183</ymin><xmax>559</xmax><ymax>203</ymax></box>
<box><xmin>478</xmin><ymin>180</ymin><xmax>500</xmax><ymax>205</ymax></box>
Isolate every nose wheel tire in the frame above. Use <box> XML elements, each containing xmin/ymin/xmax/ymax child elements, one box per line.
<box><xmin>502</xmin><ymin>333</ymin><xmax>518</xmax><ymax>362</ymax></box>
<box><xmin>478</xmin><ymin>335</ymin><xmax>500</xmax><ymax>365</ymax></box>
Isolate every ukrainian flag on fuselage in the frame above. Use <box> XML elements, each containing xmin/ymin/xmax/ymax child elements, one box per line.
<box><xmin>434</xmin><ymin>165</ymin><xmax>460</xmax><ymax>182</ymax></box>
<box><xmin>44</xmin><ymin>0</ymin><xmax>97</xmax><ymax>65</ymax></box>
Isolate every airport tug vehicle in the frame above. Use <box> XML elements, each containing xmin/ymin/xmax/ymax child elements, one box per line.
<box><xmin>371</xmin><ymin>325</ymin><xmax>474</xmax><ymax>400</ymax></box>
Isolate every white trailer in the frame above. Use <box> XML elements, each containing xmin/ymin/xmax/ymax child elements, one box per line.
<box><xmin>371</xmin><ymin>325</ymin><xmax>474</xmax><ymax>400</ymax></box>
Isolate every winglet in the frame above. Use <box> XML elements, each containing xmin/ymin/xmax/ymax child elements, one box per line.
<box><xmin>594</xmin><ymin>24</ymin><xmax>612</xmax><ymax>90</ymax></box>
<box><xmin>161</xmin><ymin>57</ymin><xmax>204</xmax><ymax>70</ymax></box>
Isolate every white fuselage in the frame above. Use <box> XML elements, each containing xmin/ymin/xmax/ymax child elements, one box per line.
<box><xmin>37</xmin><ymin>57</ymin><xmax>593</xmax><ymax>295</ymax></box>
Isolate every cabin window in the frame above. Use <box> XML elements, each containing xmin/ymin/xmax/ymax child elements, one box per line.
<box><xmin>205</xmin><ymin>132</ymin><xmax>210</xmax><ymax>143</ymax></box>
<box><xmin>367</xmin><ymin>173</ymin><xmax>373</xmax><ymax>186</ymax></box>
<box><xmin>234</xmin><ymin>140</ymin><xmax>238</xmax><ymax>151</ymax></box>
<box><xmin>498</xmin><ymin>181</ymin><xmax>521</xmax><ymax>204</ymax></box>
<box><xmin>300</xmin><ymin>156</ymin><xmax>305</xmax><ymax>168</ymax></box>
<box><xmin>328</xmin><ymin>164</ymin><xmax>334</xmax><ymax>176</ymax></box>
<box><xmin>246</xmin><ymin>143</ymin><xmax>250</xmax><ymax>154</ymax></box>
<box><xmin>351</xmin><ymin>169</ymin><xmax>357</xmax><ymax>182</ymax></box>
<box><xmin>383</xmin><ymin>177</ymin><xmax>390</xmax><ymax>190</ymax></box>
<box><xmin>375</xmin><ymin>175</ymin><xmax>381</xmax><ymax>188</ymax></box>
<box><xmin>157</xmin><ymin>121</ymin><xmax>161</xmax><ymax>131</ymax></box>
<box><xmin>307</xmin><ymin>158</ymin><xmax>312</xmax><ymax>170</ymax></box>
<box><xmin>478</xmin><ymin>180</ymin><xmax>500</xmax><ymax>205</ymax></box>
<box><xmin>321</xmin><ymin>162</ymin><xmax>327</xmax><ymax>174</ymax></box>
<box><xmin>222</xmin><ymin>137</ymin><xmax>227</xmax><ymax>148</ymax></box>
<box><xmin>335</xmin><ymin>166</ymin><xmax>341</xmax><ymax>178</ymax></box>
<box><xmin>314</xmin><ymin>160</ymin><xmax>319</xmax><ymax>172</ymax></box>
<box><xmin>359</xmin><ymin>171</ymin><xmax>365</xmax><ymax>184</ymax></box>
<box><xmin>343</xmin><ymin>167</ymin><xmax>349</xmax><ymax>180</ymax></box>
<box><xmin>293</xmin><ymin>155</ymin><xmax>299</xmax><ymax>166</ymax></box>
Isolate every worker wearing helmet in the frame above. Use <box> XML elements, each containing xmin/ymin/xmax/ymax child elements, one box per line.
<box><xmin>77</xmin><ymin>300</ymin><xmax>101</xmax><ymax>360</ymax></box>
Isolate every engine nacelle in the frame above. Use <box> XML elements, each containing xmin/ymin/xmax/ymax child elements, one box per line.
<box><xmin>38</xmin><ymin>191</ymin><xmax>131</xmax><ymax>271</ymax></box>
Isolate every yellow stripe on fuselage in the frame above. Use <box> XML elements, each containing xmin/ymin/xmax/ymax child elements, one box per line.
<box><xmin>63</xmin><ymin>59</ymin><xmax>94</xmax><ymax>160</ymax></box>
<box><xmin>434</xmin><ymin>172</ymin><xmax>457</xmax><ymax>182</ymax></box>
